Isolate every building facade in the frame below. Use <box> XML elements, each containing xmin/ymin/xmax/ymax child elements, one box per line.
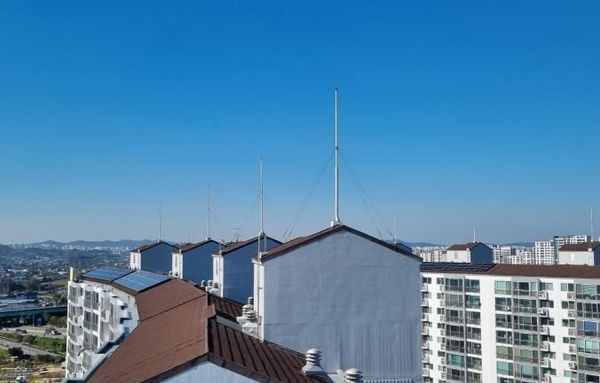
<box><xmin>421</xmin><ymin>263</ymin><xmax>600</xmax><ymax>383</ymax></box>
<box><xmin>254</xmin><ymin>224</ymin><xmax>422</xmax><ymax>382</ymax></box>
<box><xmin>558</xmin><ymin>242</ymin><xmax>600</xmax><ymax>266</ymax></box>
<box><xmin>171</xmin><ymin>239</ymin><xmax>220</xmax><ymax>285</ymax></box>
<box><xmin>129</xmin><ymin>240</ymin><xmax>178</xmax><ymax>274</ymax></box>
<box><xmin>445</xmin><ymin>243</ymin><xmax>493</xmax><ymax>263</ymax></box>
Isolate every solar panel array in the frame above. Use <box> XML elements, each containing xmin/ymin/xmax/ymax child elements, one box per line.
<box><xmin>113</xmin><ymin>270</ymin><xmax>170</xmax><ymax>293</ymax></box>
<box><xmin>420</xmin><ymin>262</ymin><xmax>495</xmax><ymax>273</ymax></box>
<box><xmin>82</xmin><ymin>267</ymin><xmax>133</xmax><ymax>282</ymax></box>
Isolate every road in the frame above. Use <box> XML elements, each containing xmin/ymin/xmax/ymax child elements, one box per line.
<box><xmin>0</xmin><ymin>336</ymin><xmax>61</xmax><ymax>356</ymax></box>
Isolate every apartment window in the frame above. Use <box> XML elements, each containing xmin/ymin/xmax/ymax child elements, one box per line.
<box><xmin>496</xmin><ymin>345</ymin><xmax>513</xmax><ymax>360</ymax></box>
<box><xmin>467</xmin><ymin>341</ymin><xmax>482</xmax><ymax>355</ymax></box>
<box><xmin>495</xmin><ymin>297</ymin><xmax>512</xmax><ymax>311</ymax></box>
<box><xmin>561</xmin><ymin>283</ymin><xmax>574</xmax><ymax>292</ymax></box>
<box><xmin>496</xmin><ymin>314</ymin><xmax>512</xmax><ymax>329</ymax></box>
<box><xmin>540</xmin><ymin>282</ymin><xmax>553</xmax><ymax>291</ymax></box>
<box><xmin>577</xmin><ymin>284</ymin><xmax>600</xmax><ymax>300</ymax></box>
<box><xmin>497</xmin><ymin>361</ymin><xmax>514</xmax><ymax>376</ymax></box>
<box><xmin>422</xmin><ymin>277</ymin><xmax>431</xmax><ymax>284</ymax></box>
<box><xmin>513</xmin><ymin>281</ymin><xmax>537</xmax><ymax>296</ymax></box>
<box><xmin>578</xmin><ymin>321</ymin><xmax>600</xmax><ymax>337</ymax></box>
<box><xmin>466</xmin><ymin>295</ymin><xmax>481</xmax><ymax>309</ymax></box>
<box><xmin>562</xmin><ymin>301</ymin><xmax>575</xmax><ymax>309</ymax></box>
<box><xmin>495</xmin><ymin>281</ymin><xmax>511</xmax><ymax>295</ymax></box>
<box><xmin>465</xmin><ymin>279</ymin><xmax>480</xmax><ymax>293</ymax></box>
<box><xmin>445</xmin><ymin>278</ymin><xmax>463</xmax><ymax>292</ymax></box>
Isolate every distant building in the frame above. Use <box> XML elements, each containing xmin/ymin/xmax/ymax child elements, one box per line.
<box><xmin>445</xmin><ymin>242</ymin><xmax>493</xmax><ymax>263</ymax></box>
<box><xmin>171</xmin><ymin>239</ymin><xmax>220</xmax><ymax>285</ymax></box>
<box><xmin>129</xmin><ymin>240</ymin><xmax>178</xmax><ymax>274</ymax></box>
<box><xmin>535</xmin><ymin>235</ymin><xmax>591</xmax><ymax>265</ymax></box>
<box><xmin>492</xmin><ymin>246</ymin><xmax>535</xmax><ymax>265</ymax></box>
<box><xmin>558</xmin><ymin>242</ymin><xmax>600</xmax><ymax>266</ymax></box>
<box><xmin>253</xmin><ymin>224</ymin><xmax>422</xmax><ymax>382</ymax></box>
<box><xmin>212</xmin><ymin>234</ymin><xmax>281</xmax><ymax>303</ymax></box>
<box><xmin>493</xmin><ymin>245</ymin><xmax>513</xmax><ymax>263</ymax></box>
<box><xmin>0</xmin><ymin>267</ymin><xmax>8</xmax><ymax>295</ymax></box>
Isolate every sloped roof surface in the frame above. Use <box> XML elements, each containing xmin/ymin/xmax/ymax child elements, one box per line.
<box><xmin>259</xmin><ymin>224</ymin><xmax>418</xmax><ymax>263</ymax></box>
<box><xmin>446</xmin><ymin>242</ymin><xmax>483</xmax><ymax>251</ymax></box>
<box><xmin>177</xmin><ymin>239</ymin><xmax>219</xmax><ymax>254</ymax></box>
<box><xmin>220</xmin><ymin>235</ymin><xmax>281</xmax><ymax>255</ymax></box>
<box><xmin>559</xmin><ymin>242</ymin><xmax>600</xmax><ymax>252</ymax></box>
<box><xmin>131</xmin><ymin>240</ymin><xmax>178</xmax><ymax>253</ymax></box>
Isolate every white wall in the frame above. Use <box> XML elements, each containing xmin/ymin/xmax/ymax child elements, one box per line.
<box><xmin>163</xmin><ymin>362</ymin><xmax>257</xmax><ymax>383</ymax></box>
<box><xmin>259</xmin><ymin>229</ymin><xmax>421</xmax><ymax>381</ymax></box>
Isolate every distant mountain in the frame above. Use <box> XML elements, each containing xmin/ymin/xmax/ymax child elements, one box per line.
<box><xmin>400</xmin><ymin>241</ymin><xmax>444</xmax><ymax>248</ymax></box>
<box><xmin>497</xmin><ymin>242</ymin><xmax>535</xmax><ymax>248</ymax></box>
<box><xmin>9</xmin><ymin>239</ymin><xmax>154</xmax><ymax>254</ymax></box>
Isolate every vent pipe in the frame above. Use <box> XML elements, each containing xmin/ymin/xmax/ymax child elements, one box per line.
<box><xmin>344</xmin><ymin>368</ymin><xmax>363</xmax><ymax>383</ymax></box>
<box><xmin>302</xmin><ymin>348</ymin><xmax>325</xmax><ymax>377</ymax></box>
<box><xmin>237</xmin><ymin>297</ymin><xmax>259</xmax><ymax>337</ymax></box>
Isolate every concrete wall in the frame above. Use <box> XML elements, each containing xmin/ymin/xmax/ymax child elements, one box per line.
<box><xmin>258</xmin><ymin>229</ymin><xmax>421</xmax><ymax>381</ymax></box>
<box><xmin>222</xmin><ymin>237</ymin><xmax>280</xmax><ymax>303</ymax></box>
<box><xmin>558</xmin><ymin>250</ymin><xmax>599</xmax><ymax>265</ymax></box>
<box><xmin>163</xmin><ymin>361</ymin><xmax>257</xmax><ymax>383</ymax></box>
<box><xmin>136</xmin><ymin>243</ymin><xmax>177</xmax><ymax>274</ymax></box>
<box><xmin>178</xmin><ymin>241</ymin><xmax>220</xmax><ymax>286</ymax></box>
<box><xmin>471</xmin><ymin>244</ymin><xmax>493</xmax><ymax>263</ymax></box>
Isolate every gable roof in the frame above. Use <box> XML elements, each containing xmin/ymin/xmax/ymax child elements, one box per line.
<box><xmin>258</xmin><ymin>224</ymin><xmax>419</xmax><ymax>263</ymax></box>
<box><xmin>176</xmin><ymin>239</ymin><xmax>219</xmax><ymax>254</ymax></box>
<box><xmin>559</xmin><ymin>242</ymin><xmax>600</xmax><ymax>252</ymax></box>
<box><xmin>131</xmin><ymin>240</ymin><xmax>178</xmax><ymax>253</ymax></box>
<box><xmin>86</xmin><ymin>280</ymin><xmax>321</xmax><ymax>383</ymax></box>
<box><xmin>220</xmin><ymin>234</ymin><xmax>281</xmax><ymax>256</ymax></box>
<box><xmin>208</xmin><ymin>293</ymin><xmax>243</xmax><ymax>322</ymax></box>
<box><xmin>446</xmin><ymin>242</ymin><xmax>489</xmax><ymax>251</ymax></box>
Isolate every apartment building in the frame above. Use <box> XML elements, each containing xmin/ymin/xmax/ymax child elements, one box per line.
<box><xmin>535</xmin><ymin>236</ymin><xmax>591</xmax><ymax>266</ymax></box>
<box><xmin>558</xmin><ymin>242</ymin><xmax>600</xmax><ymax>266</ymax></box>
<box><xmin>421</xmin><ymin>262</ymin><xmax>600</xmax><ymax>383</ymax></box>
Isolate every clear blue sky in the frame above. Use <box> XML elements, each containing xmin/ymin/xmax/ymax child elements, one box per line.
<box><xmin>1</xmin><ymin>1</ymin><xmax>599</xmax><ymax>244</ymax></box>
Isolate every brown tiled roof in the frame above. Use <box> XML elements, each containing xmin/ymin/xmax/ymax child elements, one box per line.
<box><xmin>559</xmin><ymin>242</ymin><xmax>600</xmax><ymax>252</ymax></box>
<box><xmin>488</xmin><ymin>264</ymin><xmax>600</xmax><ymax>279</ymax></box>
<box><xmin>176</xmin><ymin>239</ymin><xmax>219</xmax><ymax>254</ymax></box>
<box><xmin>209</xmin><ymin>293</ymin><xmax>243</xmax><ymax>322</ymax></box>
<box><xmin>135</xmin><ymin>279</ymin><xmax>204</xmax><ymax>321</ymax></box>
<box><xmin>207</xmin><ymin>319</ymin><xmax>319</xmax><ymax>383</ymax></box>
<box><xmin>87</xmin><ymin>294</ymin><xmax>213</xmax><ymax>383</ymax></box>
<box><xmin>86</xmin><ymin>279</ymin><xmax>321</xmax><ymax>383</ymax></box>
<box><xmin>258</xmin><ymin>224</ymin><xmax>418</xmax><ymax>263</ymax></box>
<box><xmin>220</xmin><ymin>234</ymin><xmax>281</xmax><ymax>256</ymax></box>
<box><xmin>131</xmin><ymin>240</ymin><xmax>178</xmax><ymax>253</ymax></box>
<box><xmin>446</xmin><ymin>242</ymin><xmax>485</xmax><ymax>251</ymax></box>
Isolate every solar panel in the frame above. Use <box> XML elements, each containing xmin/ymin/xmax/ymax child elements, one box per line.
<box><xmin>83</xmin><ymin>267</ymin><xmax>133</xmax><ymax>282</ymax></box>
<box><xmin>420</xmin><ymin>262</ymin><xmax>495</xmax><ymax>273</ymax></box>
<box><xmin>114</xmin><ymin>270</ymin><xmax>170</xmax><ymax>292</ymax></box>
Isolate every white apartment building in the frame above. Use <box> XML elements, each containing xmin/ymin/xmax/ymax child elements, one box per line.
<box><xmin>66</xmin><ymin>267</ymin><xmax>145</xmax><ymax>379</ymax></box>
<box><xmin>421</xmin><ymin>262</ymin><xmax>600</xmax><ymax>383</ymax></box>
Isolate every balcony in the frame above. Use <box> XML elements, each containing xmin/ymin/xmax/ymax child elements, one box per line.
<box><xmin>537</xmin><ymin>308</ymin><xmax>548</xmax><ymax>316</ymax></box>
<box><xmin>422</xmin><ymin>314</ymin><xmax>429</xmax><ymax>321</ymax></box>
<box><xmin>541</xmin><ymin>358</ymin><xmax>551</xmax><ymax>368</ymax></box>
<box><xmin>421</xmin><ymin>299</ymin><xmax>428</xmax><ymax>306</ymax></box>
<box><xmin>495</xmin><ymin>305</ymin><xmax>512</xmax><ymax>312</ymax></box>
<box><xmin>422</xmin><ymin>355</ymin><xmax>430</xmax><ymax>363</ymax></box>
<box><xmin>538</xmin><ymin>291</ymin><xmax>549</xmax><ymax>300</ymax></box>
<box><xmin>422</xmin><ymin>368</ymin><xmax>430</xmax><ymax>377</ymax></box>
<box><xmin>421</xmin><ymin>327</ymin><xmax>430</xmax><ymax>335</ymax></box>
<box><xmin>421</xmin><ymin>284</ymin><xmax>429</xmax><ymax>292</ymax></box>
<box><xmin>540</xmin><ymin>325</ymin><xmax>549</xmax><ymax>334</ymax></box>
<box><xmin>422</xmin><ymin>341</ymin><xmax>430</xmax><ymax>349</ymax></box>
<box><xmin>541</xmin><ymin>342</ymin><xmax>550</xmax><ymax>351</ymax></box>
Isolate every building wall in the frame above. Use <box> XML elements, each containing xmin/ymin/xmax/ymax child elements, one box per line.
<box><xmin>163</xmin><ymin>362</ymin><xmax>257</xmax><ymax>383</ymax></box>
<box><xmin>217</xmin><ymin>237</ymin><xmax>280</xmax><ymax>303</ymax></box>
<box><xmin>258</xmin><ymin>230</ymin><xmax>421</xmax><ymax>381</ymax></box>
<box><xmin>470</xmin><ymin>245</ymin><xmax>493</xmax><ymax>263</ymax></box>
<box><xmin>175</xmin><ymin>241</ymin><xmax>220</xmax><ymax>285</ymax></box>
<box><xmin>132</xmin><ymin>243</ymin><xmax>177</xmax><ymax>274</ymax></box>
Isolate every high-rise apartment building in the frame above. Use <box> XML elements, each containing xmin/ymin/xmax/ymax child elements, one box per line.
<box><xmin>535</xmin><ymin>236</ymin><xmax>591</xmax><ymax>265</ymax></box>
<box><xmin>421</xmin><ymin>262</ymin><xmax>600</xmax><ymax>383</ymax></box>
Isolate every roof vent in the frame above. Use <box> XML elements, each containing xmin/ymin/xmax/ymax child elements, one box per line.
<box><xmin>344</xmin><ymin>368</ymin><xmax>363</xmax><ymax>383</ymax></box>
<box><xmin>237</xmin><ymin>298</ymin><xmax>259</xmax><ymax>337</ymax></box>
<box><xmin>302</xmin><ymin>348</ymin><xmax>325</xmax><ymax>377</ymax></box>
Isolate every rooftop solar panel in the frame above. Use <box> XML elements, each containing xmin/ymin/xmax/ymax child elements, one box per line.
<box><xmin>420</xmin><ymin>262</ymin><xmax>495</xmax><ymax>273</ymax></box>
<box><xmin>82</xmin><ymin>267</ymin><xmax>133</xmax><ymax>282</ymax></box>
<box><xmin>114</xmin><ymin>270</ymin><xmax>170</xmax><ymax>293</ymax></box>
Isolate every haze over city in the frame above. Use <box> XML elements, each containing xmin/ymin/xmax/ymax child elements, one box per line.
<box><xmin>1</xmin><ymin>1</ymin><xmax>599</xmax><ymax>244</ymax></box>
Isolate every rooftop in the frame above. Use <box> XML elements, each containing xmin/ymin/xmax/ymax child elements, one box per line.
<box><xmin>131</xmin><ymin>240</ymin><xmax>178</xmax><ymax>253</ymax></box>
<box><xmin>85</xmin><ymin>278</ymin><xmax>320</xmax><ymax>383</ymax></box>
<box><xmin>446</xmin><ymin>242</ymin><xmax>487</xmax><ymax>251</ymax></box>
<box><xmin>176</xmin><ymin>239</ymin><xmax>219</xmax><ymax>254</ymax></box>
<box><xmin>220</xmin><ymin>234</ymin><xmax>281</xmax><ymax>256</ymax></box>
<box><xmin>258</xmin><ymin>224</ymin><xmax>418</xmax><ymax>263</ymax></box>
<box><xmin>559</xmin><ymin>242</ymin><xmax>600</xmax><ymax>252</ymax></box>
<box><xmin>421</xmin><ymin>262</ymin><xmax>600</xmax><ymax>279</ymax></box>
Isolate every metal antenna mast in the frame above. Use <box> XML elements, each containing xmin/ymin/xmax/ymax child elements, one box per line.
<box><xmin>207</xmin><ymin>185</ymin><xmax>212</xmax><ymax>240</ymax></box>
<box><xmin>258</xmin><ymin>158</ymin><xmax>265</xmax><ymax>254</ymax></box>
<box><xmin>473</xmin><ymin>224</ymin><xmax>476</xmax><ymax>243</ymax></box>
<box><xmin>332</xmin><ymin>88</ymin><xmax>342</xmax><ymax>226</ymax></box>
<box><xmin>159</xmin><ymin>198</ymin><xmax>162</xmax><ymax>241</ymax></box>
<box><xmin>591</xmin><ymin>206</ymin><xmax>595</xmax><ymax>242</ymax></box>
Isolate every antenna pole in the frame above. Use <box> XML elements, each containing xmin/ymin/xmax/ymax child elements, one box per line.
<box><xmin>260</xmin><ymin>158</ymin><xmax>264</xmax><ymax>236</ymax></box>
<box><xmin>159</xmin><ymin>198</ymin><xmax>162</xmax><ymax>240</ymax></box>
<box><xmin>207</xmin><ymin>185</ymin><xmax>211</xmax><ymax>240</ymax></box>
<box><xmin>591</xmin><ymin>206</ymin><xmax>594</xmax><ymax>242</ymax></box>
<box><xmin>473</xmin><ymin>224</ymin><xmax>476</xmax><ymax>243</ymax></box>
<box><xmin>394</xmin><ymin>217</ymin><xmax>397</xmax><ymax>244</ymax></box>
<box><xmin>333</xmin><ymin>88</ymin><xmax>341</xmax><ymax>226</ymax></box>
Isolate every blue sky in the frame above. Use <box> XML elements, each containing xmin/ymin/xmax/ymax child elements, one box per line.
<box><xmin>1</xmin><ymin>1</ymin><xmax>599</xmax><ymax>244</ymax></box>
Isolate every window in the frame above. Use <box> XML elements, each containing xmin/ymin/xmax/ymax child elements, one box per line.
<box><xmin>561</xmin><ymin>283</ymin><xmax>574</xmax><ymax>292</ymax></box>
<box><xmin>495</xmin><ymin>281</ymin><xmax>511</xmax><ymax>295</ymax></box>
<box><xmin>540</xmin><ymin>282</ymin><xmax>554</xmax><ymax>291</ymax></box>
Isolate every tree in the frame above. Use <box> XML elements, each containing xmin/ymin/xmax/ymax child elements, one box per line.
<box><xmin>25</xmin><ymin>278</ymin><xmax>40</xmax><ymax>292</ymax></box>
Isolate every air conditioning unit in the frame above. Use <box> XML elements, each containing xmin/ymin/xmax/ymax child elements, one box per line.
<box><xmin>439</xmin><ymin>329</ymin><xmax>445</xmax><ymax>336</ymax></box>
<box><xmin>538</xmin><ymin>291</ymin><xmax>548</xmax><ymax>300</ymax></box>
<box><xmin>440</xmin><ymin>357</ymin><xmax>446</xmax><ymax>365</ymax></box>
<box><xmin>541</xmin><ymin>358</ymin><xmax>550</xmax><ymax>368</ymax></box>
<box><xmin>422</xmin><ymin>299</ymin><xmax>428</xmax><ymax>306</ymax></box>
<box><xmin>422</xmin><ymin>355</ymin><xmax>430</xmax><ymax>363</ymax></box>
<box><xmin>569</xmin><ymin>345</ymin><xmax>577</xmax><ymax>353</ymax></box>
<box><xmin>537</xmin><ymin>308</ymin><xmax>548</xmax><ymax>316</ymax></box>
<box><xmin>541</xmin><ymin>342</ymin><xmax>550</xmax><ymax>351</ymax></box>
<box><xmin>439</xmin><ymin>301</ymin><xmax>446</xmax><ymax>307</ymax></box>
<box><xmin>441</xmin><ymin>343</ymin><xmax>446</xmax><ymax>350</ymax></box>
<box><xmin>541</xmin><ymin>375</ymin><xmax>551</xmax><ymax>383</ymax></box>
<box><xmin>421</xmin><ymin>284</ymin><xmax>428</xmax><ymax>292</ymax></box>
<box><xmin>440</xmin><ymin>315</ymin><xmax>446</xmax><ymax>322</ymax></box>
<box><xmin>568</xmin><ymin>310</ymin><xmax>576</xmax><ymax>318</ymax></box>
<box><xmin>540</xmin><ymin>325</ymin><xmax>549</xmax><ymax>334</ymax></box>
<box><xmin>439</xmin><ymin>285</ymin><xmax>446</xmax><ymax>291</ymax></box>
<box><xmin>568</xmin><ymin>328</ymin><xmax>576</xmax><ymax>336</ymax></box>
<box><xmin>441</xmin><ymin>372</ymin><xmax>447</xmax><ymax>379</ymax></box>
<box><xmin>567</xmin><ymin>292</ymin><xmax>576</xmax><ymax>300</ymax></box>
<box><xmin>422</xmin><ymin>314</ymin><xmax>429</xmax><ymax>322</ymax></box>
<box><xmin>569</xmin><ymin>362</ymin><xmax>578</xmax><ymax>370</ymax></box>
<box><xmin>422</xmin><ymin>368</ymin><xmax>430</xmax><ymax>377</ymax></box>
